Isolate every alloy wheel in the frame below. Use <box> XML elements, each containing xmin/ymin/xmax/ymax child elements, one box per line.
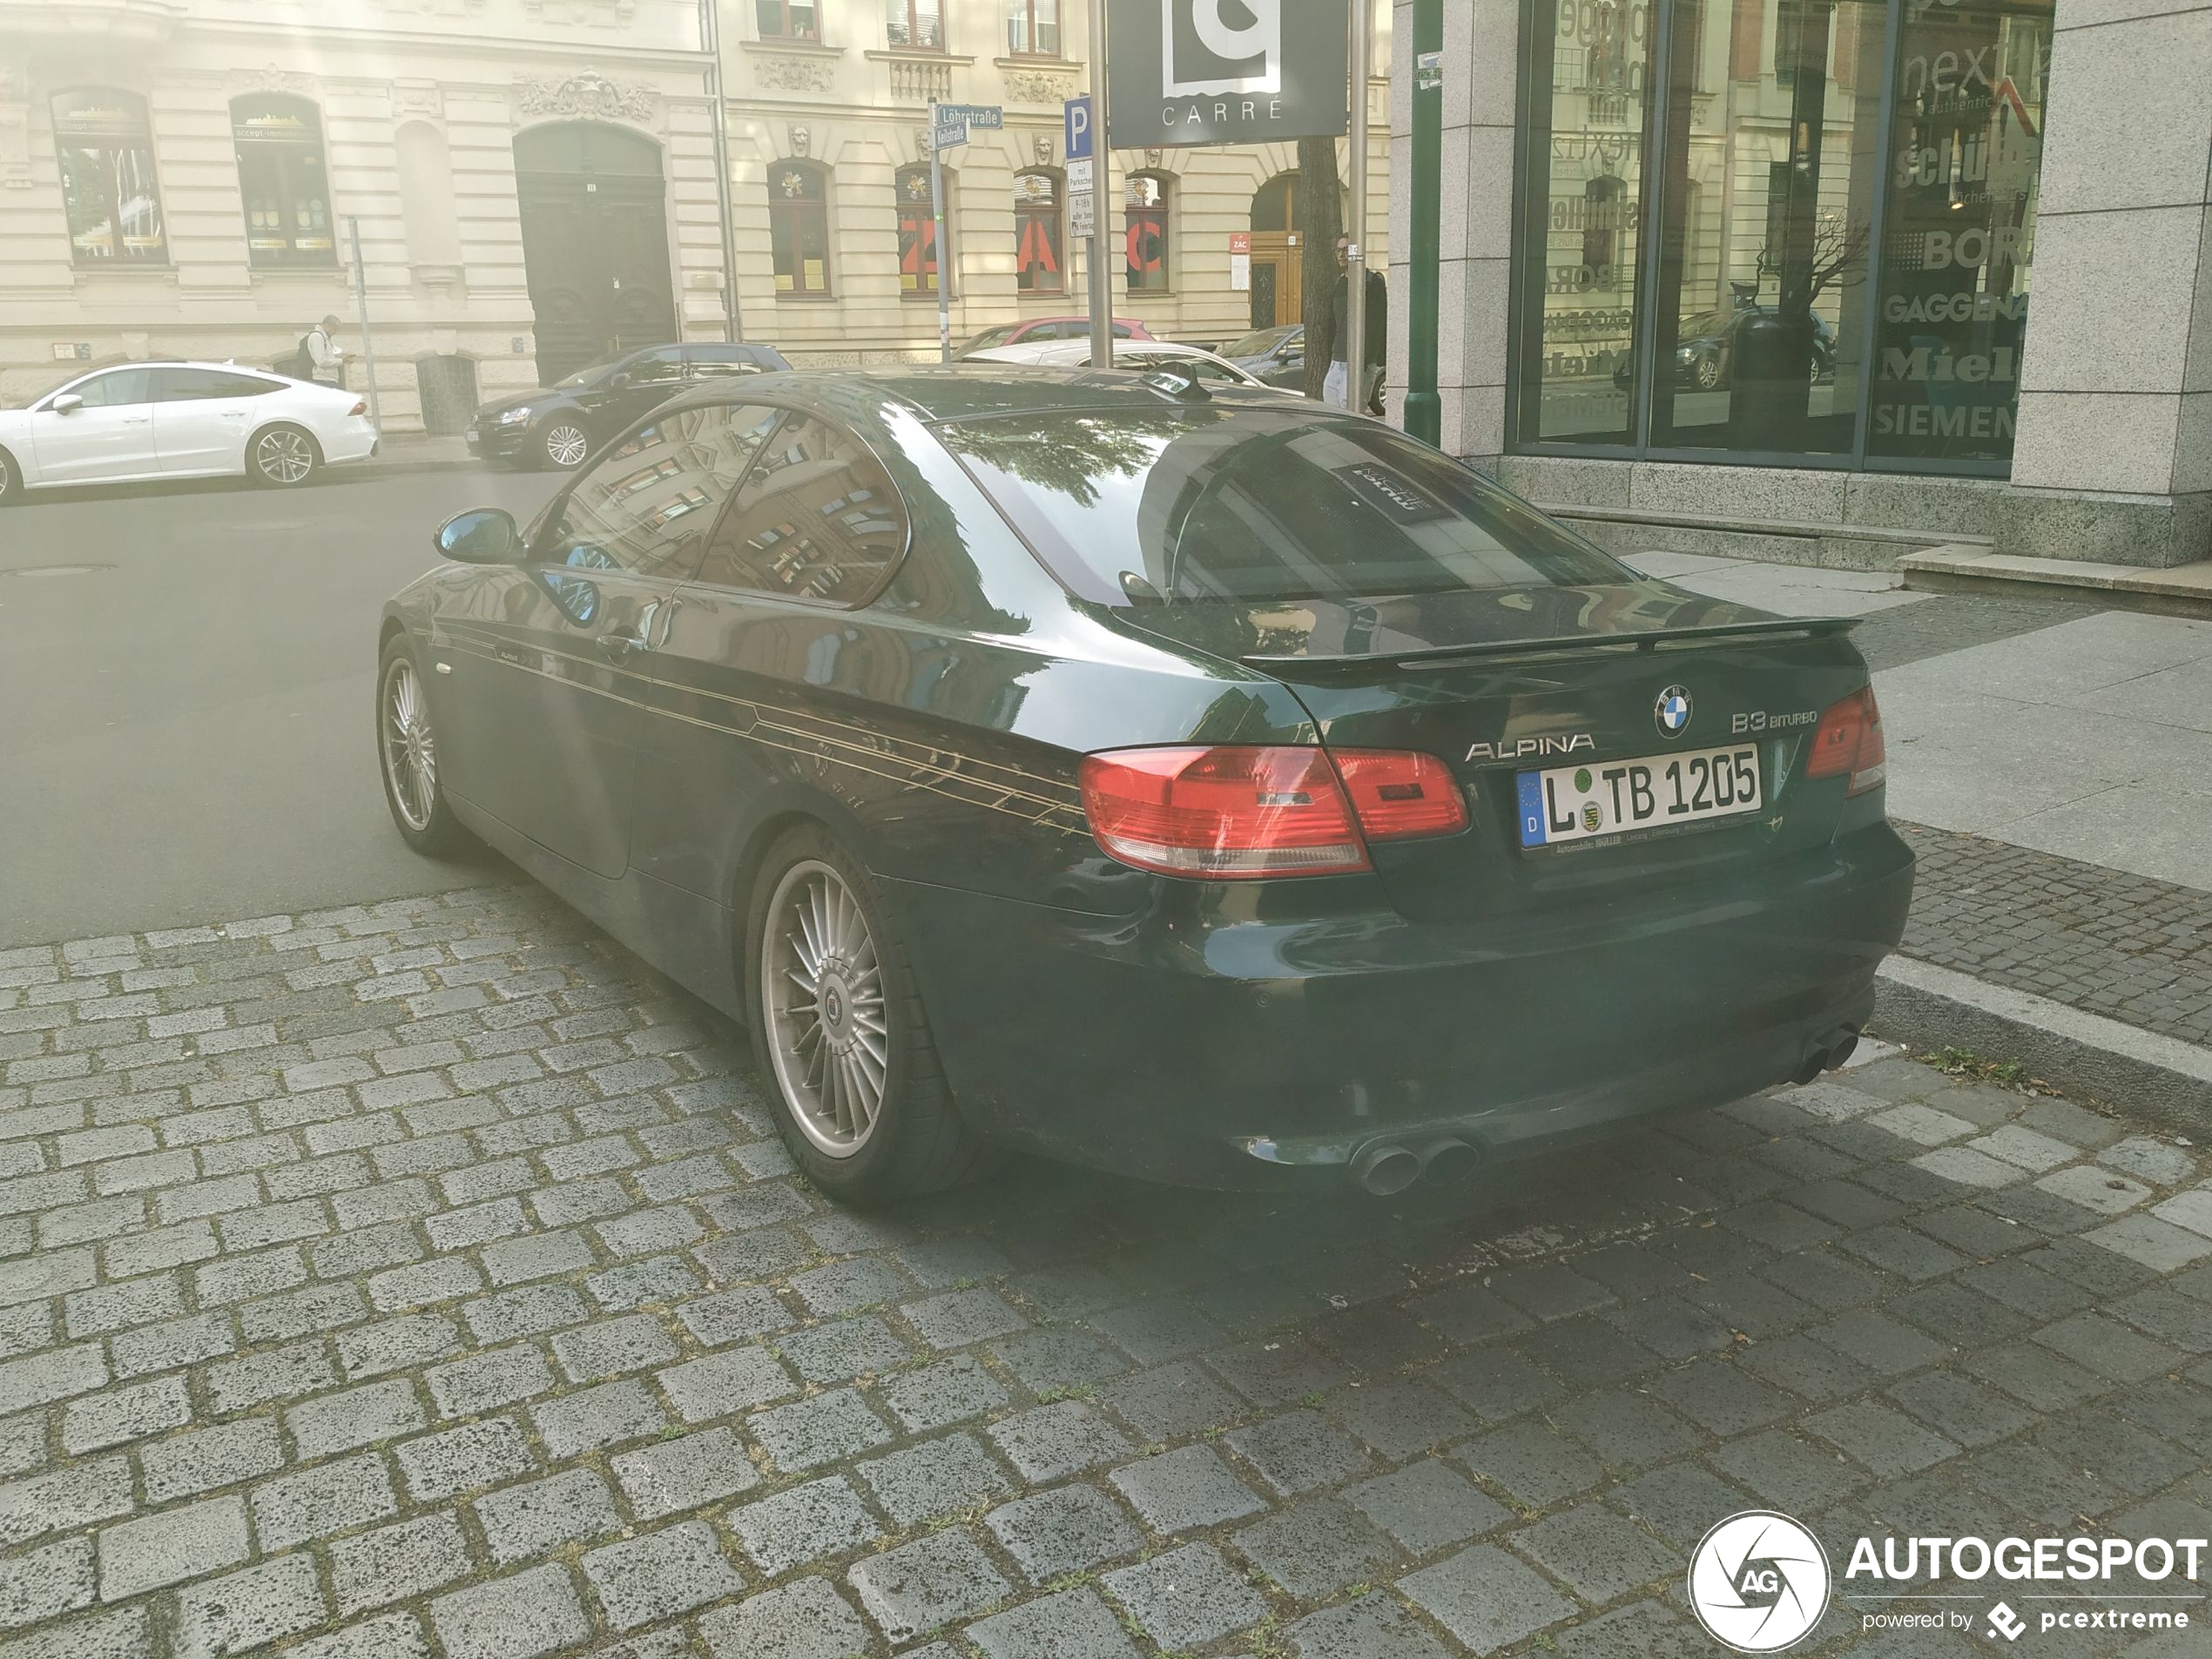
<box><xmin>380</xmin><ymin>655</ymin><xmax>438</xmax><ymax>833</ymax></box>
<box><xmin>1695</xmin><ymin>355</ymin><xmax>1722</xmax><ymax>391</ymax></box>
<box><xmin>762</xmin><ymin>860</ymin><xmax>889</xmax><ymax>1157</ymax></box>
<box><xmin>543</xmin><ymin>424</ymin><xmax>589</xmax><ymax>469</ymax></box>
<box><xmin>254</xmin><ymin>428</ymin><xmax>314</xmax><ymax>484</ymax></box>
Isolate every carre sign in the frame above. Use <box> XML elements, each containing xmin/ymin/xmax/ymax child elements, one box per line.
<box><xmin>1106</xmin><ymin>0</ymin><xmax>1348</xmax><ymax>147</ymax></box>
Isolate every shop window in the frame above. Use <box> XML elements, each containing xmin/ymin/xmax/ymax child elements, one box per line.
<box><xmin>769</xmin><ymin>161</ymin><xmax>833</xmax><ymax>296</ymax></box>
<box><xmin>1125</xmin><ymin>172</ymin><xmax>1170</xmax><ymax>292</ymax></box>
<box><xmin>887</xmin><ymin>0</ymin><xmax>945</xmax><ymax>49</ymax></box>
<box><xmin>1015</xmin><ymin>169</ymin><xmax>1064</xmax><ymax>295</ymax></box>
<box><xmin>232</xmin><ymin>95</ymin><xmax>336</xmax><ymax>268</ymax></box>
<box><xmin>897</xmin><ymin>162</ymin><xmax>943</xmax><ymax>295</ymax></box>
<box><xmin>757</xmin><ymin>0</ymin><xmax>819</xmax><ymax>37</ymax></box>
<box><xmin>51</xmin><ymin>89</ymin><xmax>167</xmax><ymax>266</ymax></box>
<box><xmin>1005</xmin><ymin>0</ymin><xmax>1060</xmax><ymax>55</ymax></box>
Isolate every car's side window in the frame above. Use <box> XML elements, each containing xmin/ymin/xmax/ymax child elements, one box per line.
<box><xmin>691</xmin><ymin>413</ymin><xmax>909</xmax><ymax>607</ymax></box>
<box><xmin>68</xmin><ymin>368</ymin><xmax>154</xmax><ymax>408</ymax></box>
<box><xmin>627</xmin><ymin>347</ymin><xmax>685</xmax><ymax>387</ymax></box>
<box><xmin>537</xmin><ymin>402</ymin><xmax>773</xmax><ymax>586</ymax></box>
<box><xmin>151</xmin><ymin>368</ymin><xmax>279</xmax><ymax>401</ymax></box>
<box><xmin>685</xmin><ymin>347</ymin><xmax>763</xmax><ymax>381</ymax></box>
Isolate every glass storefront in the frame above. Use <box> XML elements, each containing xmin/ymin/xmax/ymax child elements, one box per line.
<box><xmin>1514</xmin><ymin>0</ymin><xmax>2050</xmax><ymax>471</ymax></box>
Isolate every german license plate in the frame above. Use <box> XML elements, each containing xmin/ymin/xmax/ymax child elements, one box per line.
<box><xmin>464</xmin><ymin>429</ymin><xmax>480</xmax><ymax>448</ymax></box>
<box><xmin>1517</xmin><ymin>743</ymin><xmax>1763</xmax><ymax>848</ymax></box>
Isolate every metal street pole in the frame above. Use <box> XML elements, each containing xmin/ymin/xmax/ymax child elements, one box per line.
<box><xmin>701</xmin><ymin>0</ymin><xmax>746</xmax><ymax>342</ymax></box>
<box><xmin>1086</xmin><ymin>0</ymin><xmax>1112</xmax><ymax>368</ymax></box>
<box><xmin>1345</xmin><ymin>0</ymin><xmax>1371</xmax><ymax>415</ymax></box>
<box><xmin>1405</xmin><ymin>0</ymin><xmax>1443</xmax><ymax>443</ymax></box>
<box><xmin>930</xmin><ymin>102</ymin><xmax>952</xmax><ymax>363</ymax></box>
<box><xmin>347</xmin><ymin>215</ymin><xmax>381</xmax><ymax>433</ymax></box>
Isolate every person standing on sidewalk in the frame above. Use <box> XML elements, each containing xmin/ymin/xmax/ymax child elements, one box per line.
<box><xmin>305</xmin><ymin>314</ymin><xmax>345</xmax><ymax>388</ymax></box>
<box><xmin>1325</xmin><ymin>236</ymin><xmax>1388</xmax><ymax>415</ymax></box>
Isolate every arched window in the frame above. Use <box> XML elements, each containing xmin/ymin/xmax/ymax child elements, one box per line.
<box><xmin>1251</xmin><ymin>171</ymin><xmax>1299</xmax><ymax>234</ymax></box>
<box><xmin>1125</xmin><ymin>172</ymin><xmax>1170</xmax><ymax>292</ymax></box>
<box><xmin>51</xmin><ymin>88</ymin><xmax>167</xmax><ymax>266</ymax></box>
<box><xmin>1014</xmin><ymin>169</ymin><xmax>1062</xmax><ymax>295</ymax></box>
<box><xmin>768</xmin><ymin>160</ymin><xmax>832</xmax><ymax>295</ymax></box>
<box><xmin>232</xmin><ymin>94</ymin><xmax>335</xmax><ymax>266</ymax></box>
<box><xmin>896</xmin><ymin>163</ymin><xmax>943</xmax><ymax>296</ymax></box>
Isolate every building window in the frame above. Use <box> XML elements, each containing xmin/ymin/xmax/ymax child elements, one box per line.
<box><xmin>1015</xmin><ymin>170</ymin><xmax>1063</xmax><ymax>294</ymax></box>
<box><xmin>887</xmin><ymin>0</ymin><xmax>945</xmax><ymax>49</ymax></box>
<box><xmin>756</xmin><ymin>0</ymin><xmax>819</xmax><ymax>37</ymax></box>
<box><xmin>897</xmin><ymin>163</ymin><xmax>942</xmax><ymax>295</ymax></box>
<box><xmin>769</xmin><ymin>161</ymin><xmax>832</xmax><ymax>295</ymax></box>
<box><xmin>51</xmin><ymin>89</ymin><xmax>167</xmax><ymax>266</ymax></box>
<box><xmin>1514</xmin><ymin>0</ymin><xmax>2047</xmax><ymax>471</ymax></box>
<box><xmin>231</xmin><ymin>95</ymin><xmax>335</xmax><ymax>268</ymax></box>
<box><xmin>1250</xmin><ymin>172</ymin><xmax>1299</xmax><ymax>234</ymax></box>
<box><xmin>1125</xmin><ymin>172</ymin><xmax>1170</xmax><ymax>292</ymax></box>
<box><xmin>1005</xmin><ymin>0</ymin><xmax>1060</xmax><ymax>55</ymax></box>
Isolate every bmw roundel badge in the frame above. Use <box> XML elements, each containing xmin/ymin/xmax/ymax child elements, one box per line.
<box><xmin>1655</xmin><ymin>685</ymin><xmax>1693</xmax><ymax>738</ymax></box>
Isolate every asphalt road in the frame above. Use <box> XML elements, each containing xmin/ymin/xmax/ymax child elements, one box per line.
<box><xmin>0</xmin><ymin>465</ymin><xmax>562</xmax><ymax>948</ymax></box>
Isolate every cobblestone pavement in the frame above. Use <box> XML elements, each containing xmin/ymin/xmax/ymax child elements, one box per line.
<box><xmin>2</xmin><ymin>887</ymin><xmax>2210</xmax><ymax>1659</ymax></box>
<box><xmin>1898</xmin><ymin>825</ymin><xmax>2212</xmax><ymax>1051</ymax></box>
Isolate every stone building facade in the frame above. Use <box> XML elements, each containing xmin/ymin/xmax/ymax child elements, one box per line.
<box><xmin>1393</xmin><ymin>0</ymin><xmax>2212</xmax><ymax>571</ymax></box>
<box><xmin>0</xmin><ymin>0</ymin><xmax>1391</xmax><ymax>433</ymax></box>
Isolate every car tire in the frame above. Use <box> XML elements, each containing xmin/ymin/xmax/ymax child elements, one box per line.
<box><xmin>539</xmin><ymin>421</ymin><xmax>590</xmax><ymax>471</ymax></box>
<box><xmin>0</xmin><ymin>448</ymin><xmax>18</xmax><ymax>507</ymax></box>
<box><xmin>1693</xmin><ymin>353</ymin><xmax>1723</xmax><ymax>392</ymax></box>
<box><xmin>375</xmin><ymin>637</ymin><xmax>470</xmax><ymax>857</ymax></box>
<box><xmin>746</xmin><ymin>825</ymin><xmax>993</xmax><ymax>1206</ymax></box>
<box><xmin>248</xmin><ymin>424</ymin><xmax>320</xmax><ymax>488</ymax></box>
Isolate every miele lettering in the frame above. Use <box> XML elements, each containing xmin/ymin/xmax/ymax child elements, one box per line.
<box><xmin>1467</xmin><ymin>735</ymin><xmax>1596</xmax><ymax>763</ymax></box>
<box><xmin>1883</xmin><ymin>292</ymin><xmax>2028</xmax><ymax>324</ymax></box>
<box><xmin>1881</xmin><ymin>345</ymin><xmax>2016</xmax><ymax>384</ymax></box>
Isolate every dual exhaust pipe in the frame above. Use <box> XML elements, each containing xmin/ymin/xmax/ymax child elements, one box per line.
<box><xmin>1791</xmin><ymin>1028</ymin><xmax>1861</xmax><ymax>1086</ymax></box>
<box><xmin>1350</xmin><ymin>1134</ymin><xmax>1479</xmax><ymax>1196</ymax></box>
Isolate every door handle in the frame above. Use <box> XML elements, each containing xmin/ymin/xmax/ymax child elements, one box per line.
<box><xmin>597</xmin><ymin>632</ymin><xmax>646</xmax><ymax>664</ymax></box>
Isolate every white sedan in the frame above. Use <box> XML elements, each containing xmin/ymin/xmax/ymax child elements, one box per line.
<box><xmin>0</xmin><ymin>361</ymin><xmax>379</xmax><ymax>502</ymax></box>
<box><xmin>963</xmin><ymin>337</ymin><xmax>1282</xmax><ymax>388</ymax></box>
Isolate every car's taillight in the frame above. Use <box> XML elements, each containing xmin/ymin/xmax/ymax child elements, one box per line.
<box><xmin>348</xmin><ymin>400</ymin><xmax>368</xmax><ymax>417</ymax></box>
<box><xmin>1078</xmin><ymin>745</ymin><xmax>1466</xmax><ymax>879</ymax></box>
<box><xmin>1805</xmin><ymin>687</ymin><xmax>1888</xmax><ymax>796</ymax></box>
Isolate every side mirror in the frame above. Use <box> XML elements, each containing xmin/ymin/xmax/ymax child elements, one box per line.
<box><xmin>435</xmin><ymin>508</ymin><xmax>521</xmax><ymax>564</ymax></box>
<box><xmin>51</xmin><ymin>394</ymin><xmax>84</xmax><ymax>416</ymax></box>
<box><xmin>606</xmin><ymin>370</ymin><xmax>633</xmax><ymax>389</ymax></box>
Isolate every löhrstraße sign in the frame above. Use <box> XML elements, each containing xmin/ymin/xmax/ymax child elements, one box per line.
<box><xmin>1105</xmin><ymin>0</ymin><xmax>1348</xmax><ymax>148</ymax></box>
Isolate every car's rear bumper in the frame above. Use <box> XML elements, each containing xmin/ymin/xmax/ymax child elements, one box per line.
<box><xmin>322</xmin><ymin>419</ymin><xmax>380</xmax><ymax>466</ymax></box>
<box><xmin>883</xmin><ymin>822</ymin><xmax>1915</xmax><ymax>1189</ymax></box>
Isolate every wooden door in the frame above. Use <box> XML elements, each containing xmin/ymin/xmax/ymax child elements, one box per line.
<box><xmin>515</xmin><ymin>124</ymin><xmax>678</xmax><ymax>385</ymax></box>
<box><xmin>1247</xmin><ymin>232</ymin><xmax>1303</xmax><ymax>329</ymax></box>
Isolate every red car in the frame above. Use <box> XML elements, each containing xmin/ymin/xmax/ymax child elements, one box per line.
<box><xmin>954</xmin><ymin>317</ymin><xmax>1156</xmax><ymax>358</ymax></box>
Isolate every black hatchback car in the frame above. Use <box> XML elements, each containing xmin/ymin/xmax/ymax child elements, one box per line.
<box><xmin>467</xmin><ymin>342</ymin><xmax>791</xmax><ymax>471</ymax></box>
<box><xmin>381</xmin><ymin>370</ymin><xmax>1912</xmax><ymax>1204</ymax></box>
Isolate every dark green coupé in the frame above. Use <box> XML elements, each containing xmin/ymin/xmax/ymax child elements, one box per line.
<box><xmin>377</xmin><ymin>368</ymin><xmax>1912</xmax><ymax>1204</ymax></box>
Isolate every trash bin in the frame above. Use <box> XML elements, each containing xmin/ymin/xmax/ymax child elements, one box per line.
<box><xmin>1727</xmin><ymin>308</ymin><xmax>1816</xmax><ymax>450</ymax></box>
<box><xmin>415</xmin><ymin>355</ymin><xmax>480</xmax><ymax>436</ymax></box>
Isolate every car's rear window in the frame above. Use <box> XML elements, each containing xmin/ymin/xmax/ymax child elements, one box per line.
<box><xmin>938</xmin><ymin>408</ymin><xmax>1627</xmax><ymax>605</ymax></box>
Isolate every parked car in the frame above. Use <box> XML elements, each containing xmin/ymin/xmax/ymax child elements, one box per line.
<box><xmin>380</xmin><ymin>368</ymin><xmax>1912</xmax><ymax>1204</ymax></box>
<box><xmin>1613</xmin><ymin>307</ymin><xmax>1838</xmax><ymax>392</ymax></box>
<box><xmin>1220</xmin><ymin>323</ymin><xmax>1308</xmax><ymax>389</ymax></box>
<box><xmin>0</xmin><ymin>361</ymin><xmax>376</xmax><ymax>500</ymax></box>
<box><xmin>967</xmin><ymin>337</ymin><xmax>1275</xmax><ymax>388</ymax></box>
<box><xmin>467</xmin><ymin>342</ymin><xmax>791</xmax><ymax>471</ymax></box>
<box><xmin>953</xmin><ymin>318</ymin><xmax>1156</xmax><ymax>358</ymax></box>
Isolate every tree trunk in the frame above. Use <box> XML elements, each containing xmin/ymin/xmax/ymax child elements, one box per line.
<box><xmin>1296</xmin><ymin>137</ymin><xmax>1343</xmax><ymax>401</ymax></box>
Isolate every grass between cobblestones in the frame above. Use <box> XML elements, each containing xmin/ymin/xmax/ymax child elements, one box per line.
<box><xmin>0</xmin><ymin>883</ymin><xmax>2208</xmax><ymax>1658</ymax></box>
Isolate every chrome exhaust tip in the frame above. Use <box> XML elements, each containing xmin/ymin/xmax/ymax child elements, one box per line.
<box><xmin>1824</xmin><ymin>1032</ymin><xmax>1861</xmax><ymax>1071</ymax></box>
<box><xmin>1418</xmin><ymin>1136</ymin><xmax>1480</xmax><ymax>1186</ymax></box>
<box><xmin>1349</xmin><ymin>1141</ymin><xmax>1420</xmax><ymax>1197</ymax></box>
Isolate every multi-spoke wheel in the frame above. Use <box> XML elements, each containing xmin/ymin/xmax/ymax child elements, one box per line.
<box><xmin>0</xmin><ymin>448</ymin><xmax>18</xmax><ymax>507</ymax></box>
<box><xmin>1693</xmin><ymin>353</ymin><xmax>1723</xmax><ymax>392</ymax></box>
<box><xmin>375</xmin><ymin>638</ymin><xmax>469</xmax><ymax>854</ymax></box>
<box><xmin>541</xmin><ymin>421</ymin><xmax>590</xmax><ymax>470</ymax></box>
<box><xmin>748</xmin><ymin>826</ymin><xmax>992</xmax><ymax>1204</ymax></box>
<box><xmin>250</xmin><ymin>424</ymin><xmax>318</xmax><ymax>488</ymax></box>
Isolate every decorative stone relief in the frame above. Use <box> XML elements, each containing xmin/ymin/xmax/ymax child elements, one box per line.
<box><xmin>513</xmin><ymin>72</ymin><xmax>658</xmax><ymax>123</ymax></box>
<box><xmin>391</xmin><ymin>82</ymin><xmax>445</xmax><ymax>120</ymax></box>
<box><xmin>752</xmin><ymin>55</ymin><xmax>836</xmax><ymax>94</ymax></box>
<box><xmin>229</xmin><ymin>67</ymin><xmax>318</xmax><ymax>97</ymax></box>
<box><xmin>1004</xmin><ymin>70</ymin><xmax>1076</xmax><ymax>104</ymax></box>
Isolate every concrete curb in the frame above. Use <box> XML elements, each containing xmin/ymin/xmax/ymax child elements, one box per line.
<box><xmin>1871</xmin><ymin>954</ymin><xmax>2212</xmax><ymax>1140</ymax></box>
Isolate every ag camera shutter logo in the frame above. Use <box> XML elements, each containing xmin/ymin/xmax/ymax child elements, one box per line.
<box><xmin>1163</xmin><ymin>0</ymin><xmax>1282</xmax><ymax>97</ymax></box>
<box><xmin>1689</xmin><ymin>1511</ymin><xmax>1832</xmax><ymax>1652</ymax></box>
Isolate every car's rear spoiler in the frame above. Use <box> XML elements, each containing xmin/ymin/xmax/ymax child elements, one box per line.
<box><xmin>1239</xmin><ymin>615</ymin><xmax>1861</xmax><ymax>671</ymax></box>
